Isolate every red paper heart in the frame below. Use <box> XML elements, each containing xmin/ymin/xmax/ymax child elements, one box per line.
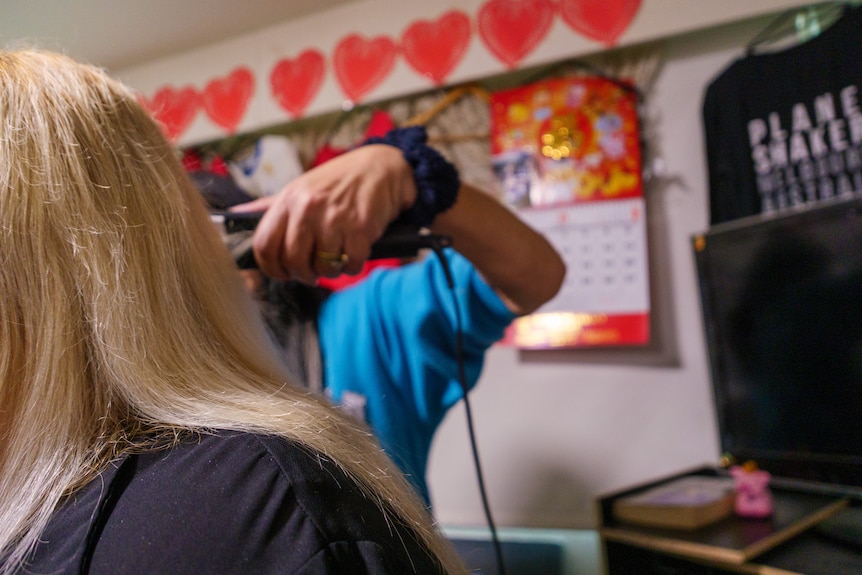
<box><xmin>270</xmin><ymin>50</ymin><xmax>326</xmax><ymax>118</ymax></box>
<box><xmin>477</xmin><ymin>0</ymin><xmax>555</xmax><ymax>69</ymax></box>
<box><xmin>332</xmin><ymin>34</ymin><xmax>397</xmax><ymax>103</ymax></box>
<box><xmin>201</xmin><ymin>67</ymin><xmax>255</xmax><ymax>134</ymax></box>
<box><xmin>140</xmin><ymin>86</ymin><xmax>200</xmax><ymax>141</ymax></box>
<box><xmin>558</xmin><ymin>0</ymin><xmax>641</xmax><ymax>46</ymax></box>
<box><xmin>401</xmin><ymin>10</ymin><xmax>472</xmax><ymax>85</ymax></box>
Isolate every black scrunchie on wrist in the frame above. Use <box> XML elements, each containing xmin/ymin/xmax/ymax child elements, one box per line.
<box><xmin>362</xmin><ymin>126</ymin><xmax>460</xmax><ymax>228</ymax></box>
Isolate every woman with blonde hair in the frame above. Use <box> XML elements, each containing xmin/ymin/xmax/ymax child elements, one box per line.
<box><xmin>0</xmin><ymin>48</ymin><xmax>466</xmax><ymax>575</ymax></box>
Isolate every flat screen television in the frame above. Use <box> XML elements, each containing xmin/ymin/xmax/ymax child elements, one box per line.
<box><xmin>693</xmin><ymin>197</ymin><xmax>862</xmax><ymax>498</ymax></box>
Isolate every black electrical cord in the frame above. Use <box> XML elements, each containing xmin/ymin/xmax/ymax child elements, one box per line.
<box><xmin>430</xmin><ymin>238</ymin><xmax>507</xmax><ymax>575</ymax></box>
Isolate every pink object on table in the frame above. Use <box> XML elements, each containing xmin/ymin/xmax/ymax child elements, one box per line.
<box><xmin>730</xmin><ymin>465</ymin><xmax>773</xmax><ymax>518</ymax></box>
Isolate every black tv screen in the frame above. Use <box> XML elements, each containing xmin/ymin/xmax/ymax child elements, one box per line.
<box><xmin>693</xmin><ymin>197</ymin><xmax>862</xmax><ymax>495</ymax></box>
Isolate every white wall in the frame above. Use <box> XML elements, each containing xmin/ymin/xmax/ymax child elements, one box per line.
<box><xmin>428</xmin><ymin>17</ymin><xmax>772</xmax><ymax>529</ymax></box>
<box><xmin>115</xmin><ymin>3</ymin><xmax>805</xmax><ymax>531</ymax></box>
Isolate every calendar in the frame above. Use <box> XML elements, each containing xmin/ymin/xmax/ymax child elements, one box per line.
<box><xmin>491</xmin><ymin>76</ymin><xmax>650</xmax><ymax>348</ymax></box>
<box><xmin>504</xmin><ymin>198</ymin><xmax>650</xmax><ymax>348</ymax></box>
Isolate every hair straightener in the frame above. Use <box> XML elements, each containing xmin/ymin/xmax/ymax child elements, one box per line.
<box><xmin>210</xmin><ymin>211</ymin><xmax>450</xmax><ymax>269</ymax></box>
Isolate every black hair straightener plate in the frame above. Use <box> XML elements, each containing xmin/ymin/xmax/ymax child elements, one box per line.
<box><xmin>211</xmin><ymin>211</ymin><xmax>450</xmax><ymax>270</ymax></box>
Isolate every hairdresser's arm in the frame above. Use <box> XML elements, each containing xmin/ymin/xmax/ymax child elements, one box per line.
<box><xmin>429</xmin><ymin>181</ymin><xmax>565</xmax><ymax>316</ymax></box>
<box><xmin>234</xmin><ymin>145</ymin><xmax>565</xmax><ymax>315</ymax></box>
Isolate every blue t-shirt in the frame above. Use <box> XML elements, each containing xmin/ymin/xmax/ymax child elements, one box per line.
<box><xmin>318</xmin><ymin>249</ymin><xmax>515</xmax><ymax>504</ymax></box>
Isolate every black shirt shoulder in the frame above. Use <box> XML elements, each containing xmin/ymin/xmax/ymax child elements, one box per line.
<box><xmin>26</xmin><ymin>431</ymin><xmax>444</xmax><ymax>575</ymax></box>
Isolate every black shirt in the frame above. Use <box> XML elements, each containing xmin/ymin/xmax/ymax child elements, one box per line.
<box><xmin>25</xmin><ymin>431</ymin><xmax>446</xmax><ymax>574</ymax></box>
<box><xmin>702</xmin><ymin>5</ymin><xmax>862</xmax><ymax>225</ymax></box>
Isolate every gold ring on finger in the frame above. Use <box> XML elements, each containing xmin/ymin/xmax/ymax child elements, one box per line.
<box><xmin>316</xmin><ymin>250</ymin><xmax>349</xmax><ymax>270</ymax></box>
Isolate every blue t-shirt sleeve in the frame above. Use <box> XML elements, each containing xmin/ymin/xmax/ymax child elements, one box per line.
<box><xmin>426</xmin><ymin>250</ymin><xmax>516</xmax><ymax>407</ymax></box>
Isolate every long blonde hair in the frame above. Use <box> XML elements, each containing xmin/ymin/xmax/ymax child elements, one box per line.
<box><xmin>0</xmin><ymin>49</ymin><xmax>464</xmax><ymax>574</ymax></box>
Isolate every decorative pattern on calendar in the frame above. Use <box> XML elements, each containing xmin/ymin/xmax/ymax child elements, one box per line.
<box><xmin>491</xmin><ymin>76</ymin><xmax>650</xmax><ymax>348</ymax></box>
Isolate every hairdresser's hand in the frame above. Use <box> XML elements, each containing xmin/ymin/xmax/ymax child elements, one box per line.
<box><xmin>231</xmin><ymin>145</ymin><xmax>416</xmax><ymax>284</ymax></box>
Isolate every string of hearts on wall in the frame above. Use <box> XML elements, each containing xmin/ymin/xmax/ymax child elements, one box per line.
<box><xmin>139</xmin><ymin>0</ymin><xmax>641</xmax><ymax>141</ymax></box>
